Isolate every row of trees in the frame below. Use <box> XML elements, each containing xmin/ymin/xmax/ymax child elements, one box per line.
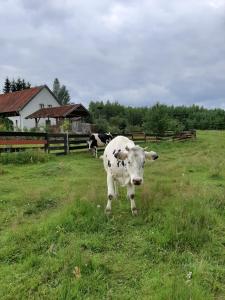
<box><xmin>89</xmin><ymin>101</ymin><xmax>225</xmax><ymax>135</ymax></box>
<box><xmin>3</xmin><ymin>78</ymin><xmax>31</xmax><ymax>93</ymax></box>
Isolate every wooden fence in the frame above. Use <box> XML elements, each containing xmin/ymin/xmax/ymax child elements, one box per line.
<box><xmin>0</xmin><ymin>130</ymin><xmax>196</xmax><ymax>155</ymax></box>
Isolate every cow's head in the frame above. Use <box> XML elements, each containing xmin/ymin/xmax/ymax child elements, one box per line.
<box><xmin>107</xmin><ymin>132</ymin><xmax>113</xmax><ymax>140</ymax></box>
<box><xmin>114</xmin><ymin>146</ymin><xmax>158</xmax><ymax>185</ymax></box>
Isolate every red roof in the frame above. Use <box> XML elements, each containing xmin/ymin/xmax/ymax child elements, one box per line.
<box><xmin>26</xmin><ymin>104</ymin><xmax>89</xmax><ymax>119</ymax></box>
<box><xmin>0</xmin><ymin>86</ymin><xmax>44</xmax><ymax>115</ymax></box>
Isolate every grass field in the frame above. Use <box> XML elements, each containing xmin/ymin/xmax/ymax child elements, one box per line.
<box><xmin>0</xmin><ymin>131</ymin><xmax>224</xmax><ymax>300</ymax></box>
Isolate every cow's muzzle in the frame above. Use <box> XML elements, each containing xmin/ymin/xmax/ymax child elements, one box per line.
<box><xmin>153</xmin><ymin>154</ymin><xmax>158</xmax><ymax>160</ymax></box>
<box><xmin>132</xmin><ymin>178</ymin><xmax>143</xmax><ymax>185</ymax></box>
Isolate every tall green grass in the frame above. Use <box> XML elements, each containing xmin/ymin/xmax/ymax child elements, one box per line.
<box><xmin>0</xmin><ymin>131</ymin><xmax>224</xmax><ymax>299</ymax></box>
<box><xmin>0</xmin><ymin>149</ymin><xmax>52</xmax><ymax>164</ymax></box>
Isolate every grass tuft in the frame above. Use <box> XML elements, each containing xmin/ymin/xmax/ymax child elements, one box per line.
<box><xmin>0</xmin><ymin>149</ymin><xmax>52</xmax><ymax>164</ymax></box>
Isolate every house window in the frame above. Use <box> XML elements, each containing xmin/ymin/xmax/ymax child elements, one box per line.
<box><xmin>48</xmin><ymin>105</ymin><xmax>52</xmax><ymax>108</ymax></box>
<box><xmin>39</xmin><ymin>104</ymin><xmax>44</xmax><ymax>109</ymax></box>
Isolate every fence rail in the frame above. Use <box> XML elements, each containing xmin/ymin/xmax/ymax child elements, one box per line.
<box><xmin>0</xmin><ymin>130</ymin><xmax>196</xmax><ymax>155</ymax></box>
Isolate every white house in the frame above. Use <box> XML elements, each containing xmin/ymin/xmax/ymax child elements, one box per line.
<box><xmin>0</xmin><ymin>85</ymin><xmax>60</xmax><ymax>130</ymax></box>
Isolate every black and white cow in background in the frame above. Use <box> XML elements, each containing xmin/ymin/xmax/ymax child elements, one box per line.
<box><xmin>87</xmin><ymin>133</ymin><xmax>113</xmax><ymax>158</ymax></box>
<box><xmin>103</xmin><ymin>135</ymin><xmax>158</xmax><ymax>215</ymax></box>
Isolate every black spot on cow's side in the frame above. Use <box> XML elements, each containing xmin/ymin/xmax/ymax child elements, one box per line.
<box><xmin>117</xmin><ymin>160</ymin><xmax>124</xmax><ymax>167</ymax></box>
<box><xmin>108</xmin><ymin>160</ymin><xmax>111</xmax><ymax>167</ymax></box>
<box><xmin>113</xmin><ymin>149</ymin><xmax>116</xmax><ymax>154</ymax></box>
<box><xmin>98</xmin><ymin>133</ymin><xmax>113</xmax><ymax>144</ymax></box>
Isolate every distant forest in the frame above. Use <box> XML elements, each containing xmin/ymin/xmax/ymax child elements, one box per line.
<box><xmin>89</xmin><ymin>101</ymin><xmax>225</xmax><ymax>135</ymax></box>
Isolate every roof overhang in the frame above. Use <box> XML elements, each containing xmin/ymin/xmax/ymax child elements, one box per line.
<box><xmin>0</xmin><ymin>111</ymin><xmax>20</xmax><ymax>117</ymax></box>
<box><xmin>26</xmin><ymin>104</ymin><xmax>90</xmax><ymax>119</ymax></box>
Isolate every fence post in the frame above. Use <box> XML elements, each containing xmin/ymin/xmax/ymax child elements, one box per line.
<box><xmin>64</xmin><ymin>133</ymin><xmax>69</xmax><ymax>155</ymax></box>
<box><xmin>193</xmin><ymin>130</ymin><xmax>197</xmax><ymax>139</ymax></box>
<box><xmin>67</xmin><ymin>132</ymin><xmax>70</xmax><ymax>154</ymax></box>
<box><xmin>45</xmin><ymin>133</ymin><xmax>49</xmax><ymax>153</ymax></box>
<box><xmin>144</xmin><ymin>133</ymin><xmax>147</xmax><ymax>143</ymax></box>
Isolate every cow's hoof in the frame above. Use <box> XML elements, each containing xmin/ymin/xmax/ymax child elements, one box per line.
<box><xmin>132</xmin><ymin>208</ymin><xmax>138</xmax><ymax>216</ymax></box>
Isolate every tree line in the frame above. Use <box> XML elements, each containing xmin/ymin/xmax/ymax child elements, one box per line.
<box><xmin>2</xmin><ymin>77</ymin><xmax>225</xmax><ymax>134</ymax></box>
<box><xmin>89</xmin><ymin>101</ymin><xmax>225</xmax><ymax>135</ymax></box>
<box><xmin>3</xmin><ymin>77</ymin><xmax>31</xmax><ymax>93</ymax></box>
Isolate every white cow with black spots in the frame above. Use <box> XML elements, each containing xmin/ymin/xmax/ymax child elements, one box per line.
<box><xmin>103</xmin><ymin>135</ymin><xmax>158</xmax><ymax>215</ymax></box>
<box><xmin>87</xmin><ymin>133</ymin><xmax>113</xmax><ymax>158</ymax></box>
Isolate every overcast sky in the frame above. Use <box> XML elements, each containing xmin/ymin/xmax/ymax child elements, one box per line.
<box><xmin>0</xmin><ymin>0</ymin><xmax>225</xmax><ymax>108</ymax></box>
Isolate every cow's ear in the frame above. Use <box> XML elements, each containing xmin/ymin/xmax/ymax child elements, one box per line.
<box><xmin>114</xmin><ymin>149</ymin><xmax>128</xmax><ymax>160</ymax></box>
<box><xmin>145</xmin><ymin>151</ymin><xmax>158</xmax><ymax>160</ymax></box>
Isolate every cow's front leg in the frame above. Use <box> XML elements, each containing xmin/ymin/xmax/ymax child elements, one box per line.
<box><xmin>127</xmin><ymin>183</ymin><xmax>137</xmax><ymax>215</ymax></box>
<box><xmin>105</xmin><ymin>172</ymin><xmax>115</xmax><ymax>214</ymax></box>
<box><xmin>114</xmin><ymin>180</ymin><xmax>118</xmax><ymax>199</ymax></box>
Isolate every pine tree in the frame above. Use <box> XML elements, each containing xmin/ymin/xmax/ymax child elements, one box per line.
<box><xmin>3</xmin><ymin>77</ymin><xmax>11</xmax><ymax>93</ymax></box>
<box><xmin>16</xmin><ymin>78</ymin><xmax>23</xmax><ymax>91</ymax></box>
<box><xmin>10</xmin><ymin>79</ymin><xmax>17</xmax><ymax>92</ymax></box>
<box><xmin>53</xmin><ymin>78</ymin><xmax>60</xmax><ymax>98</ymax></box>
<box><xmin>21</xmin><ymin>79</ymin><xmax>26</xmax><ymax>89</ymax></box>
<box><xmin>26</xmin><ymin>81</ymin><xmax>31</xmax><ymax>89</ymax></box>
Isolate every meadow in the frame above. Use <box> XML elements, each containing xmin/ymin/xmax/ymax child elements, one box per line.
<box><xmin>0</xmin><ymin>131</ymin><xmax>224</xmax><ymax>300</ymax></box>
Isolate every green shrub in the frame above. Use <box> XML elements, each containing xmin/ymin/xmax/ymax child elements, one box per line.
<box><xmin>0</xmin><ymin>117</ymin><xmax>13</xmax><ymax>131</ymax></box>
<box><xmin>0</xmin><ymin>150</ymin><xmax>52</xmax><ymax>164</ymax></box>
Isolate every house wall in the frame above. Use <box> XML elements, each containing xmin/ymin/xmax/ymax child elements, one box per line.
<box><xmin>9</xmin><ymin>87</ymin><xmax>60</xmax><ymax>130</ymax></box>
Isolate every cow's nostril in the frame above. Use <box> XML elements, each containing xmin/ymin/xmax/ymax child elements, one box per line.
<box><xmin>133</xmin><ymin>179</ymin><xmax>142</xmax><ymax>185</ymax></box>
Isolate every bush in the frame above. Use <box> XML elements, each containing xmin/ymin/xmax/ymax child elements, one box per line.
<box><xmin>0</xmin><ymin>117</ymin><xmax>13</xmax><ymax>131</ymax></box>
<box><xmin>0</xmin><ymin>150</ymin><xmax>52</xmax><ymax>164</ymax></box>
<box><xmin>95</xmin><ymin>118</ymin><xmax>109</xmax><ymax>133</ymax></box>
<box><xmin>168</xmin><ymin>119</ymin><xmax>184</xmax><ymax>134</ymax></box>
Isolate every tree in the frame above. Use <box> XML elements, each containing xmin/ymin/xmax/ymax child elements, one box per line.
<box><xmin>21</xmin><ymin>79</ymin><xmax>31</xmax><ymax>90</ymax></box>
<box><xmin>57</xmin><ymin>85</ymin><xmax>71</xmax><ymax>105</ymax></box>
<box><xmin>144</xmin><ymin>103</ymin><xmax>170</xmax><ymax>135</ymax></box>
<box><xmin>2</xmin><ymin>77</ymin><xmax>31</xmax><ymax>93</ymax></box>
<box><xmin>16</xmin><ymin>78</ymin><xmax>23</xmax><ymax>91</ymax></box>
<box><xmin>10</xmin><ymin>79</ymin><xmax>17</xmax><ymax>92</ymax></box>
<box><xmin>53</xmin><ymin>78</ymin><xmax>60</xmax><ymax>98</ymax></box>
<box><xmin>52</xmin><ymin>78</ymin><xmax>71</xmax><ymax>105</ymax></box>
<box><xmin>3</xmin><ymin>78</ymin><xmax>11</xmax><ymax>93</ymax></box>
